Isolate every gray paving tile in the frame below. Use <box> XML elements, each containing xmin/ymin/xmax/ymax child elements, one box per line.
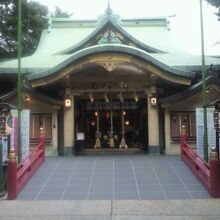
<box><xmin>162</xmin><ymin>184</ymin><xmax>187</xmax><ymax>192</ymax></box>
<box><xmin>114</xmin><ymin>184</ymin><xmax>138</xmax><ymax>193</ymax></box>
<box><xmin>92</xmin><ymin>179</ymin><xmax>114</xmax><ymax>185</ymax></box>
<box><xmin>41</xmin><ymin>185</ymin><xmax>65</xmax><ymax>193</ymax></box>
<box><xmin>114</xmin><ymin>168</ymin><xmax>133</xmax><ymax>172</ymax></box>
<box><xmin>159</xmin><ymin>178</ymin><xmax>181</xmax><ymax>184</ymax></box>
<box><xmin>47</xmin><ymin>179</ymin><xmax>69</xmax><ymax>185</ymax></box>
<box><xmin>185</xmin><ymin>184</ymin><xmax>207</xmax><ymax>191</ymax></box>
<box><xmin>175</xmin><ymin>170</ymin><xmax>193</xmax><ymax>176</ymax></box>
<box><xmin>90</xmin><ymin>185</ymin><xmax>113</xmax><ymax>193</ymax></box>
<box><xmin>135</xmin><ymin>172</ymin><xmax>156</xmax><ymax>178</ymax></box>
<box><xmin>49</xmin><ymin>175</ymin><xmax>70</xmax><ymax>180</ymax></box>
<box><xmin>27</xmin><ymin>178</ymin><xmax>47</xmax><ymax>185</ymax></box>
<box><xmin>114</xmin><ymin>193</ymin><xmax>139</xmax><ymax>200</ymax></box>
<box><xmin>165</xmin><ymin>191</ymin><xmax>191</xmax><ymax>199</ymax></box>
<box><xmin>140</xmin><ymin>192</ymin><xmax>165</xmax><ymax>200</ymax></box>
<box><xmin>138</xmin><ymin>184</ymin><xmax>162</xmax><ymax>192</ymax></box>
<box><xmin>181</xmin><ymin>177</ymin><xmax>201</xmax><ymax>184</ymax></box>
<box><xmin>114</xmin><ymin>178</ymin><xmax>136</xmax><ymax>184</ymax></box>
<box><xmin>88</xmin><ymin>192</ymin><xmax>113</xmax><ymax>200</ymax></box>
<box><xmin>17</xmin><ymin>155</ymin><xmax>211</xmax><ymax>201</ymax></box>
<box><xmin>69</xmin><ymin>179</ymin><xmax>91</xmax><ymax>185</ymax></box>
<box><xmin>190</xmin><ymin>191</ymin><xmax>211</xmax><ymax>199</ymax></box>
<box><xmin>37</xmin><ymin>192</ymin><xmax>63</xmax><ymax>200</ymax></box>
<box><xmin>157</xmin><ymin>173</ymin><xmax>177</xmax><ymax>178</ymax></box>
<box><xmin>62</xmin><ymin>192</ymin><xmax>88</xmax><ymax>200</ymax></box>
<box><xmin>66</xmin><ymin>185</ymin><xmax>90</xmax><ymax>193</ymax></box>
<box><xmin>114</xmin><ymin>173</ymin><xmax>134</xmax><ymax>178</ymax></box>
<box><xmin>136</xmin><ymin>178</ymin><xmax>159</xmax><ymax>184</ymax></box>
<box><xmin>17</xmin><ymin>192</ymin><xmax>38</xmax><ymax>200</ymax></box>
<box><xmin>92</xmin><ymin>174</ymin><xmax>113</xmax><ymax>179</ymax></box>
<box><xmin>20</xmin><ymin>185</ymin><xmax>42</xmax><ymax>192</ymax></box>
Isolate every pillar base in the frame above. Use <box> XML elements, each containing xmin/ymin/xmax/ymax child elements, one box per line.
<box><xmin>148</xmin><ymin>145</ymin><xmax>160</xmax><ymax>155</ymax></box>
<box><xmin>63</xmin><ymin>146</ymin><xmax>74</xmax><ymax>155</ymax></box>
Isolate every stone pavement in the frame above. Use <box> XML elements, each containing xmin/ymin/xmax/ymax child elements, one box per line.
<box><xmin>0</xmin><ymin>199</ymin><xmax>220</xmax><ymax>219</ymax></box>
<box><xmin>18</xmin><ymin>155</ymin><xmax>210</xmax><ymax>200</ymax></box>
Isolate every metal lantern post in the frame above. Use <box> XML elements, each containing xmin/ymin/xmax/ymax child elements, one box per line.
<box><xmin>17</xmin><ymin>0</ymin><xmax>23</xmax><ymax>162</ymax></box>
<box><xmin>109</xmin><ymin>95</ymin><xmax>115</xmax><ymax>148</ymax></box>
<box><xmin>119</xmin><ymin>110</ymin><xmax>127</xmax><ymax>148</ymax></box>
<box><xmin>199</xmin><ymin>0</ymin><xmax>208</xmax><ymax>161</ymax></box>
<box><xmin>94</xmin><ymin>111</ymin><xmax>101</xmax><ymax>148</ymax></box>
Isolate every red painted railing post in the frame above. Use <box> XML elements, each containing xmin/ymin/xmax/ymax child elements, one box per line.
<box><xmin>209</xmin><ymin>147</ymin><xmax>220</xmax><ymax>198</ymax></box>
<box><xmin>7</xmin><ymin>148</ymin><xmax>17</xmax><ymax>200</ymax></box>
<box><xmin>39</xmin><ymin>130</ymin><xmax>45</xmax><ymax>162</ymax></box>
<box><xmin>180</xmin><ymin>125</ymin><xmax>187</xmax><ymax>161</ymax></box>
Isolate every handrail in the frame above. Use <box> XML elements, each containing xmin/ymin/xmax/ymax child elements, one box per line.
<box><xmin>182</xmin><ymin>143</ymin><xmax>210</xmax><ymax>181</ymax></box>
<box><xmin>17</xmin><ymin>143</ymin><xmax>42</xmax><ymax>169</ymax></box>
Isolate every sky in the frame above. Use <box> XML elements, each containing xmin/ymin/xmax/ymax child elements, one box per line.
<box><xmin>32</xmin><ymin>0</ymin><xmax>220</xmax><ymax>55</ymax></box>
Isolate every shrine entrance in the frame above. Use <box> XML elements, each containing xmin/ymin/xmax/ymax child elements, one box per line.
<box><xmin>75</xmin><ymin>97</ymin><xmax>148</xmax><ymax>150</ymax></box>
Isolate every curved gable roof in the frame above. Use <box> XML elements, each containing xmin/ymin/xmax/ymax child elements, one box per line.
<box><xmin>57</xmin><ymin>16</ymin><xmax>165</xmax><ymax>55</ymax></box>
<box><xmin>159</xmin><ymin>75</ymin><xmax>220</xmax><ymax>105</ymax></box>
<box><xmin>27</xmin><ymin>44</ymin><xmax>194</xmax><ymax>86</ymax></box>
<box><xmin>0</xmin><ymin>84</ymin><xmax>63</xmax><ymax>106</ymax></box>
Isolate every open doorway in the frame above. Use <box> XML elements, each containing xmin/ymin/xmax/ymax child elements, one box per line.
<box><xmin>75</xmin><ymin>98</ymin><xmax>148</xmax><ymax>150</ymax></box>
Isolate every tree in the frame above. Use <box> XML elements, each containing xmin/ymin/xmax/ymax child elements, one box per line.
<box><xmin>0</xmin><ymin>0</ymin><xmax>48</xmax><ymax>58</ymax></box>
<box><xmin>52</xmin><ymin>6</ymin><xmax>72</xmax><ymax>18</ymax></box>
<box><xmin>206</xmin><ymin>0</ymin><xmax>220</xmax><ymax>20</ymax></box>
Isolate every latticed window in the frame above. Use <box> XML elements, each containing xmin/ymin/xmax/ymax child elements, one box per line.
<box><xmin>30</xmin><ymin>113</ymin><xmax>52</xmax><ymax>140</ymax></box>
<box><xmin>170</xmin><ymin>111</ymin><xmax>196</xmax><ymax>140</ymax></box>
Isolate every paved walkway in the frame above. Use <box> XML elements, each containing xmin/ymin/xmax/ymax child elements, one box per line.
<box><xmin>1</xmin><ymin>200</ymin><xmax>220</xmax><ymax>219</ymax></box>
<box><xmin>18</xmin><ymin>155</ymin><xmax>210</xmax><ymax>200</ymax></box>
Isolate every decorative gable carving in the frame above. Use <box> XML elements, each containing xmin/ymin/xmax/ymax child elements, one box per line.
<box><xmin>97</xmin><ymin>29</ymin><xmax>123</xmax><ymax>44</ymax></box>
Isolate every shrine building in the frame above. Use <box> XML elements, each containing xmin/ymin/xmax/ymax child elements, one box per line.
<box><xmin>0</xmin><ymin>9</ymin><xmax>220</xmax><ymax>155</ymax></box>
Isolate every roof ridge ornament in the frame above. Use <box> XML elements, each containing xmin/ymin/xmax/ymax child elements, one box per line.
<box><xmin>98</xmin><ymin>0</ymin><xmax>121</xmax><ymax>24</ymax></box>
<box><xmin>105</xmin><ymin>0</ymin><xmax>113</xmax><ymax>15</ymax></box>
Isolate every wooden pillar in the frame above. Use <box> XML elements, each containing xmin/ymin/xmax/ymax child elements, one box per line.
<box><xmin>210</xmin><ymin>147</ymin><xmax>220</xmax><ymax>198</ymax></box>
<box><xmin>147</xmin><ymin>93</ymin><xmax>159</xmax><ymax>150</ymax></box>
<box><xmin>165</xmin><ymin>108</ymin><xmax>171</xmax><ymax>154</ymax></box>
<box><xmin>64</xmin><ymin>95</ymin><xmax>74</xmax><ymax>154</ymax></box>
<box><xmin>52</xmin><ymin>110</ymin><xmax>58</xmax><ymax>152</ymax></box>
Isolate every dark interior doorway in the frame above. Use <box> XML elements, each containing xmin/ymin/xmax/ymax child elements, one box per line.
<box><xmin>74</xmin><ymin>98</ymin><xmax>148</xmax><ymax>149</ymax></box>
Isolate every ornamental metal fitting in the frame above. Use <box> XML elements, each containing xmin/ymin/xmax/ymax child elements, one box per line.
<box><xmin>210</xmin><ymin>146</ymin><xmax>218</xmax><ymax>160</ymax></box>
<box><xmin>8</xmin><ymin>148</ymin><xmax>16</xmax><ymax>161</ymax></box>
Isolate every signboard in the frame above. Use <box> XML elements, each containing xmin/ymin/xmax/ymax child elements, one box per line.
<box><xmin>10</xmin><ymin>110</ymin><xmax>18</xmax><ymax>155</ymax></box>
<box><xmin>77</xmin><ymin>133</ymin><xmax>85</xmax><ymax>140</ymax></box>
<box><xmin>196</xmin><ymin>108</ymin><xmax>217</xmax><ymax>158</ymax></box>
<box><xmin>2</xmin><ymin>135</ymin><xmax>8</xmax><ymax>164</ymax></box>
<box><xmin>10</xmin><ymin>109</ymin><xmax>30</xmax><ymax>161</ymax></box>
<box><xmin>21</xmin><ymin>110</ymin><xmax>30</xmax><ymax>160</ymax></box>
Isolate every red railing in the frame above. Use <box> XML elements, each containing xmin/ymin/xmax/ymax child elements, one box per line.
<box><xmin>16</xmin><ymin>142</ymin><xmax>45</xmax><ymax>194</ymax></box>
<box><xmin>180</xmin><ymin>132</ymin><xmax>220</xmax><ymax>198</ymax></box>
<box><xmin>7</xmin><ymin>136</ymin><xmax>45</xmax><ymax>199</ymax></box>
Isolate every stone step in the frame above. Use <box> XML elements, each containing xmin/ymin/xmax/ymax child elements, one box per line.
<box><xmin>76</xmin><ymin>147</ymin><xmax>145</xmax><ymax>155</ymax></box>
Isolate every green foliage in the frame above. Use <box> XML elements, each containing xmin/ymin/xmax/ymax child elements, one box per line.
<box><xmin>52</xmin><ymin>6</ymin><xmax>72</xmax><ymax>18</ymax></box>
<box><xmin>206</xmin><ymin>0</ymin><xmax>220</xmax><ymax>19</ymax></box>
<box><xmin>206</xmin><ymin>0</ymin><xmax>220</xmax><ymax>7</ymax></box>
<box><xmin>0</xmin><ymin>0</ymin><xmax>48</xmax><ymax>58</ymax></box>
